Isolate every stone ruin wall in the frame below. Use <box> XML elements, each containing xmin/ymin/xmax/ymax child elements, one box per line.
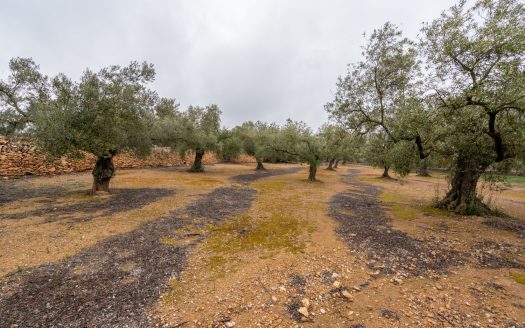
<box><xmin>0</xmin><ymin>137</ymin><xmax>255</xmax><ymax>177</ymax></box>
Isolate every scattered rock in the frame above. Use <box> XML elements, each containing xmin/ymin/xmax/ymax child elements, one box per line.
<box><xmin>301</xmin><ymin>298</ymin><xmax>310</xmax><ymax>308</ymax></box>
<box><xmin>341</xmin><ymin>290</ymin><xmax>353</xmax><ymax>300</ymax></box>
<box><xmin>333</xmin><ymin>281</ymin><xmax>342</xmax><ymax>288</ymax></box>
<box><xmin>391</xmin><ymin>277</ymin><xmax>403</xmax><ymax>285</ymax></box>
<box><xmin>298</xmin><ymin>307</ymin><xmax>309</xmax><ymax>317</ymax></box>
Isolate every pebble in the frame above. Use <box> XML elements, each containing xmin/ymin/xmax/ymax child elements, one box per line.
<box><xmin>333</xmin><ymin>281</ymin><xmax>342</xmax><ymax>288</ymax></box>
<box><xmin>391</xmin><ymin>278</ymin><xmax>403</xmax><ymax>285</ymax></box>
<box><xmin>301</xmin><ymin>298</ymin><xmax>310</xmax><ymax>308</ymax></box>
<box><xmin>341</xmin><ymin>290</ymin><xmax>353</xmax><ymax>300</ymax></box>
<box><xmin>225</xmin><ymin>322</ymin><xmax>236</xmax><ymax>328</ymax></box>
<box><xmin>298</xmin><ymin>307</ymin><xmax>309</xmax><ymax>317</ymax></box>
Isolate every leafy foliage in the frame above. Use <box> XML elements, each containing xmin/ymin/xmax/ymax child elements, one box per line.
<box><xmin>32</xmin><ymin>61</ymin><xmax>157</xmax><ymax>159</ymax></box>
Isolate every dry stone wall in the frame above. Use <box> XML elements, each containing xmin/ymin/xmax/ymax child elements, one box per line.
<box><xmin>0</xmin><ymin>137</ymin><xmax>255</xmax><ymax>177</ymax></box>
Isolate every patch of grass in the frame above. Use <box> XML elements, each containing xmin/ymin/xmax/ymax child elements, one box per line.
<box><xmin>421</xmin><ymin>205</ymin><xmax>449</xmax><ymax>216</ymax></box>
<box><xmin>390</xmin><ymin>204</ymin><xmax>418</xmax><ymax>221</ymax></box>
<box><xmin>65</xmin><ymin>193</ymin><xmax>97</xmax><ymax>200</ymax></box>
<box><xmin>380</xmin><ymin>191</ymin><xmax>418</xmax><ymax>220</ymax></box>
<box><xmin>380</xmin><ymin>191</ymin><xmax>409</xmax><ymax>204</ymax></box>
<box><xmin>160</xmin><ymin>236</ymin><xmax>178</xmax><ymax>245</ymax></box>
<box><xmin>506</xmin><ymin>175</ymin><xmax>525</xmax><ymax>187</ymax></box>
<box><xmin>206</xmin><ymin>212</ymin><xmax>312</xmax><ymax>255</ymax></box>
<box><xmin>256</xmin><ymin>180</ymin><xmax>289</xmax><ymax>192</ymax></box>
<box><xmin>511</xmin><ymin>272</ymin><xmax>525</xmax><ymax>284</ymax></box>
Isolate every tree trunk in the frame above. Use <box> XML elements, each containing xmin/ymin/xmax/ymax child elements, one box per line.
<box><xmin>417</xmin><ymin>158</ymin><xmax>431</xmax><ymax>177</ymax></box>
<box><xmin>308</xmin><ymin>163</ymin><xmax>317</xmax><ymax>181</ymax></box>
<box><xmin>91</xmin><ymin>155</ymin><xmax>115</xmax><ymax>194</ymax></box>
<box><xmin>382</xmin><ymin>165</ymin><xmax>390</xmax><ymax>178</ymax></box>
<box><xmin>189</xmin><ymin>148</ymin><xmax>205</xmax><ymax>172</ymax></box>
<box><xmin>326</xmin><ymin>158</ymin><xmax>335</xmax><ymax>170</ymax></box>
<box><xmin>342</xmin><ymin>160</ymin><xmax>347</xmax><ymax>166</ymax></box>
<box><xmin>255</xmin><ymin>158</ymin><xmax>266</xmax><ymax>170</ymax></box>
<box><xmin>334</xmin><ymin>160</ymin><xmax>340</xmax><ymax>169</ymax></box>
<box><xmin>438</xmin><ymin>154</ymin><xmax>490</xmax><ymax>215</ymax></box>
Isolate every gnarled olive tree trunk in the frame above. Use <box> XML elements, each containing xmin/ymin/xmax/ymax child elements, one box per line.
<box><xmin>189</xmin><ymin>148</ymin><xmax>205</xmax><ymax>172</ymax></box>
<box><xmin>438</xmin><ymin>154</ymin><xmax>491</xmax><ymax>214</ymax></box>
<box><xmin>326</xmin><ymin>158</ymin><xmax>335</xmax><ymax>170</ymax></box>
<box><xmin>334</xmin><ymin>160</ymin><xmax>340</xmax><ymax>169</ymax></box>
<box><xmin>382</xmin><ymin>165</ymin><xmax>390</xmax><ymax>178</ymax></box>
<box><xmin>92</xmin><ymin>155</ymin><xmax>115</xmax><ymax>194</ymax></box>
<box><xmin>308</xmin><ymin>163</ymin><xmax>318</xmax><ymax>181</ymax></box>
<box><xmin>255</xmin><ymin>158</ymin><xmax>266</xmax><ymax>170</ymax></box>
<box><xmin>416</xmin><ymin>158</ymin><xmax>430</xmax><ymax>177</ymax></box>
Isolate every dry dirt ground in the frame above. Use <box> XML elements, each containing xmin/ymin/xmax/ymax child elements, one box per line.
<box><xmin>0</xmin><ymin>163</ymin><xmax>524</xmax><ymax>327</ymax></box>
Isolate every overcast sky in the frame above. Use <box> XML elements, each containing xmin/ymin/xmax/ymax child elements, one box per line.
<box><xmin>0</xmin><ymin>0</ymin><xmax>457</xmax><ymax>129</ymax></box>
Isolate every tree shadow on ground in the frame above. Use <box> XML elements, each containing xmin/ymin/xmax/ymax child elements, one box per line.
<box><xmin>0</xmin><ymin>188</ymin><xmax>175</xmax><ymax>222</ymax></box>
<box><xmin>0</xmin><ymin>187</ymin><xmax>256</xmax><ymax>327</ymax></box>
<box><xmin>230</xmin><ymin>167</ymin><xmax>301</xmax><ymax>184</ymax></box>
<box><xmin>329</xmin><ymin>169</ymin><xmax>524</xmax><ymax>278</ymax></box>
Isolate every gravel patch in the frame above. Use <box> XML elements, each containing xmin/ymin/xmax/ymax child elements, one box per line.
<box><xmin>329</xmin><ymin>169</ymin><xmax>466</xmax><ymax>276</ymax></box>
<box><xmin>0</xmin><ymin>186</ymin><xmax>256</xmax><ymax>327</ymax></box>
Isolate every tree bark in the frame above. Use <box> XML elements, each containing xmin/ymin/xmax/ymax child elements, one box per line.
<box><xmin>417</xmin><ymin>158</ymin><xmax>431</xmax><ymax>177</ymax></box>
<box><xmin>342</xmin><ymin>160</ymin><xmax>347</xmax><ymax>165</ymax></box>
<box><xmin>382</xmin><ymin>165</ymin><xmax>390</xmax><ymax>178</ymax></box>
<box><xmin>326</xmin><ymin>158</ymin><xmax>335</xmax><ymax>170</ymax></box>
<box><xmin>255</xmin><ymin>158</ymin><xmax>266</xmax><ymax>170</ymax></box>
<box><xmin>334</xmin><ymin>160</ymin><xmax>340</xmax><ymax>169</ymax></box>
<box><xmin>91</xmin><ymin>155</ymin><xmax>115</xmax><ymax>194</ymax></box>
<box><xmin>189</xmin><ymin>148</ymin><xmax>205</xmax><ymax>172</ymax></box>
<box><xmin>308</xmin><ymin>163</ymin><xmax>317</xmax><ymax>181</ymax></box>
<box><xmin>438</xmin><ymin>154</ymin><xmax>491</xmax><ymax>214</ymax></box>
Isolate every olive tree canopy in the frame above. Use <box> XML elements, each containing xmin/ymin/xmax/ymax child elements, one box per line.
<box><xmin>422</xmin><ymin>0</ymin><xmax>525</xmax><ymax>213</ymax></box>
<box><xmin>31</xmin><ymin>61</ymin><xmax>157</xmax><ymax>193</ymax></box>
<box><xmin>0</xmin><ymin>57</ymin><xmax>48</xmax><ymax>135</ymax></box>
<box><xmin>155</xmin><ymin>104</ymin><xmax>221</xmax><ymax>172</ymax></box>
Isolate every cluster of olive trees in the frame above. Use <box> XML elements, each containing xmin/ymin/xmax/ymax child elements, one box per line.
<box><xmin>0</xmin><ymin>58</ymin><xmax>358</xmax><ymax>191</ymax></box>
<box><xmin>327</xmin><ymin>0</ymin><xmax>525</xmax><ymax>214</ymax></box>
<box><xmin>0</xmin><ymin>59</ymin><xmax>225</xmax><ymax>192</ymax></box>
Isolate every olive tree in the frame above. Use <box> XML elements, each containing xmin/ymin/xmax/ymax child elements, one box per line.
<box><xmin>32</xmin><ymin>61</ymin><xmax>157</xmax><ymax>193</ymax></box>
<box><xmin>217</xmin><ymin>127</ymin><xmax>243</xmax><ymax>162</ymax></box>
<box><xmin>0</xmin><ymin>57</ymin><xmax>48</xmax><ymax>135</ymax></box>
<box><xmin>234</xmin><ymin>121</ymin><xmax>279</xmax><ymax>170</ymax></box>
<box><xmin>326</xmin><ymin>23</ymin><xmax>433</xmax><ymax>177</ymax></box>
<box><xmin>422</xmin><ymin>0</ymin><xmax>525</xmax><ymax>213</ymax></box>
<box><xmin>271</xmin><ymin>120</ymin><xmax>323</xmax><ymax>181</ymax></box>
<box><xmin>155</xmin><ymin>104</ymin><xmax>221</xmax><ymax>172</ymax></box>
<box><xmin>319</xmin><ymin>124</ymin><xmax>356</xmax><ymax>170</ymax></box>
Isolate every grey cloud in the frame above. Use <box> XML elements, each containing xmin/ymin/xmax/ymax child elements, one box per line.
<box><xmin>0</xmin><ymin>0</ymin><xmax>456</xmax><ymax>129</ymax></box>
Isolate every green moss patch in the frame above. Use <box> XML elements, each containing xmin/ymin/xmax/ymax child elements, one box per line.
<box><xmin>207</xmin><ymin>212</ymin><xmax>313</xmax><ymax>256</ymax></box>
<box><xmin>511</xmin><ymin>272</ymin><xmax>525</xmax><ymax>284</ymax></box>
